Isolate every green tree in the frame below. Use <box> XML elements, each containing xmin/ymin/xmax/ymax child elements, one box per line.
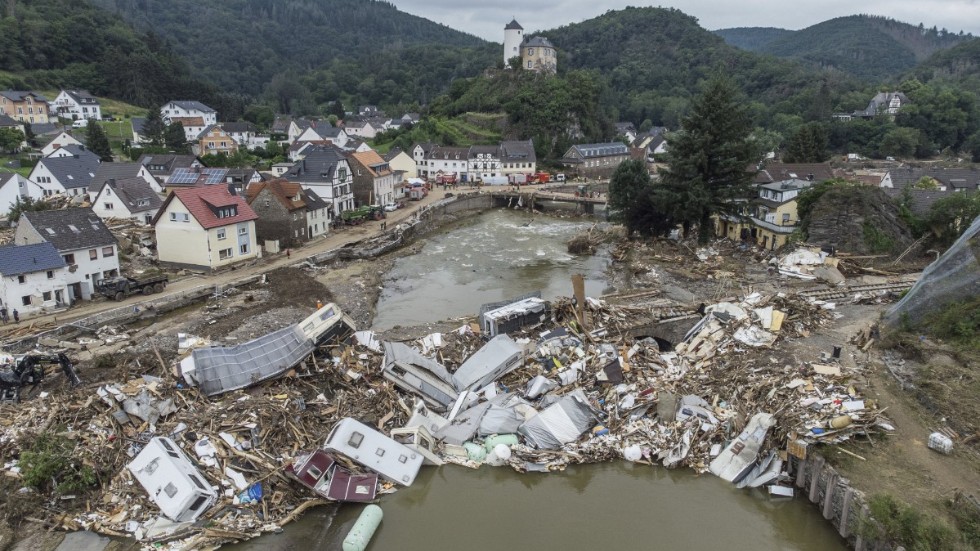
<box><xmin>142</xmin><ymin>107</ymin><xmax>166</xmax><ymax>146</ymax></box>
<box><xmin>880</xmin><ymin>127</ymin><xmax>920</xmax><ymax>158</ymax></box>
<box><xmin>85</xmin><ymin>122</ymin><xmax>113</xmax><ymax>162</ymax></box>
<box><xmin>164</xmin><ymin>122</ymin><xmax>188</xmax><ymax>151</ymax></box>
<box><xmin>783</xmin><ymin>123</ymin><xmax>829</xmax><ymax>162</ymax></box>
<box><xmin>608</xmin><ymin>159</ymin><xmax>657</xmax><ymax>237</ymax></box>
<box><xmin>243</xmin><ymin>104</ymin><xmax>275</xmax><ymax>129</ymax></box>
<box><xmin>0</xmin><ymin>127</ymin><xmax>25</xmax><ymax>153</ymax></box>
<box><xmin>926</xmin><ymin>191</ymin><xmax>980</xmax><ymax>246</ymax></box>
<box><xmin>657</xmin><ymin>76</ymin><xmax>759</xmax><ymax>243</ymax></box>
<box><xmin>7</xmin><ymin>195</ymin><xmax>51</xmax><ymax>222</ymax></box>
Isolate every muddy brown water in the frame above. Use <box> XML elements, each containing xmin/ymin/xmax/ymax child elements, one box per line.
<box><xmin>234</xmin><ymin>209</ymin><xmax>846</xmax><ymax>550</ymax></box>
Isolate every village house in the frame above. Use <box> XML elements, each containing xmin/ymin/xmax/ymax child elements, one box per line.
<box><xmin>717</xmin><ymin>179</ymin><xmax>815</xmax><ymax>250</ymax></box>
<box><xmin>162</xmin><ymin>167</ymin><xmax>230</xmax><ymax>192</ymax></box>
<box><xmin>0</xmin><ymin>91</ymin><xmax>50</xmax><ymax>124</ymax></box>
<box><xmin>421</xmin><ymin>146</ymin><xmax>469</xmax><ymax>181</ymax></box>
<box><xmin>44</xmin><ymin>144</ymin><xmax>90</xmax><ymax>159</ymax></box>
<box><xmin>881</xmin><ymin>167</ymin><xmax>980</xmax><ymax>193</ymax></box>
<box><xmin>560</xmin><ymin>142</ymin><xmax>630</xmax><ymax>178</ymax></box>
<box><xmin>0</xmin><ymin>173</ymin><xmax>45</xmax><ymax>217</ymax></box>
<box><xmin>130</xmin><ymin>117</ymin><xmax>149</xmax><ymax>144</ymax></box>
<box><xmin>467</xmin><ymin>145</ymin><xmax>501</xmax><ymax>182</ymax></box>
<box><xmin>0</xmin><ymin>242</ymin><xmax>69</xmax><ymax>317</ymax></box>
<box><xmin>28</xmin><ymin>149</ymin><xmax>101</xmax><ymax>198</ymax></box>
<box><xmin>411</xmin><ymin>143</ymin><xmax>436</xmax><ymax>177</ymax></box>
<box><xmin>348</xmin><ymin>150</ymin><xmax>396</xmax><ymax>207</ymax></box>
<box><xmin>754</xmin><ymin>162</ymin><xmax>837</xmax><ymax>185</ymax></box>
<box><xmin>170</xmin><ymin>117</ymin><xmax>208</xmax><ymax>143</ymax></box>
<box><xmin>88</xmin><ymin>162</ymin><xmax>161</xmax><ymax>195</ymax></box>
<box><xmin>292</xmin><ymin>121</ymin><xmax>350</xmax><ymax>149</ymax></box>
<box><xmin>383</xmin><ymin>148</ymin><xmax>417</xmax><ymax>180</ymax></box>
<box><xmin>245</xmin><ymin>179</ymin><xmax>330</xmax><ymax>248</ymax></box>
<box><xmin>162</xmin><ymin>101</ymin><xmax>217</xmax><ymax>126</ymax></box>
<box><xmin>224</xmin><ymin>168</ymin><xmax>263</xmax><ymax>196</ymax></box>
<box><xmin>40</xmin><ymin>132</ymin><xmax>85</xmax><ymax>157</ymax></box>
<box><xmin>91</xmin><ymin>177</ymin><xmax>164</xmax><ymax>225</ymax></box>
<box><xmin>152</xmin><ymin>186</ymin><xmax>259</xmax><ymax>272</ymax></box>
<box><xmin>521</xmin><ymin>36</ymin><xmax>558</xmax><ymax>73</ymax></box>
<box><xmin>499</xmin><ymin>140</ymin><xmax>537</xmax><ymax>179</ymax></box>
<box><xmin>137</xmin><ymin>154</ymin><xmax>202</xmax><ymax>186</ymax></box>
<box><xmin>0</xmin><ymin>114</ymin><xmax>27</xmax><ymax>150</ymax></box>
<box><xmin>51</xmin><ymin>90</ymin><xmax>102</xmax><ymax>121</ymax></box>
<box><xmin>343</xmin><ymin>119</ymin><xmax>382</xmax><ymax>140</ymax></box>
<box><xmin>281</xmin><ymin>145</ymin><xmax>355</xmax><ymax>219</ymax></box>
<box><xmin>196</xmin><ymin>125</ymin><xmax>239</xmax><ymax>156</ymax></box>
<box><xmin>16</xmin><ymin>208</ymin><xmax>119</xmax><ymax>301</ymax></box>
<box><xmin>220</xmin><ymin>121</ymin><xmax>259</xmax><ymax>148</ymax></box>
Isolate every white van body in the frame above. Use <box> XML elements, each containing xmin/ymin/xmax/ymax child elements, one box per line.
<box><xmin>72</xmin><ymin>119</ymin><xmax>89</xmax><ymax>129</ymax></box>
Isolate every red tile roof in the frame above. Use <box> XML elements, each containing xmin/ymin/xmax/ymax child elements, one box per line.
<box><xmin>155</xmin><ymin>186</ymin><xmax>257</xmax><ymax>229</ymax></box>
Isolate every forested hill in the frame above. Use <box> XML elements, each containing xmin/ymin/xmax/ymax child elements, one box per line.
<box><xmin>536</xmin><ymin>7</ymin><xmax>855</xmax><ymax>128</ymax></box>
<box><xmin>87</xmin><ymin>0</ymin><xmax>495</xmax><ymax>97</ymax></box>
<box><xmin>911</xmin><ymin>38</ymin><xmax>980</xmax><ymax>89</ymax></box>
<box><xmin>755</xmin><ymin>15</ymin><xmax>972</xmax><ymax>82</ymax></box>
<box><xmin>0</xmin><ymin>0</ymin><xmax>245</xmax><ymax>117</ymax></box>
<box><xmin>713</xmin><ymin>27</ymin><xmax>794</xmax><ymax>51</ymax></box>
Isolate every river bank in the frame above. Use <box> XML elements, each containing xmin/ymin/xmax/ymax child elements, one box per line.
<box><xmin>1</xmin><ymin>199</ymin><xmax>975</xmax><ymax>550</ymax></box>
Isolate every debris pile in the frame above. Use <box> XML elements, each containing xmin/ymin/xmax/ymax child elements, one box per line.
<box><xmin>0</xmin><ymin>290</ymin><xmax>896</xmax><ymax>547</ymax></box>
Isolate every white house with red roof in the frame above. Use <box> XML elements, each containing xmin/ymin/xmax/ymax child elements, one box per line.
<box><xmin>152</xmin><ymin>186</ymin><xmax>259</xmax><ymax>272</ymax></box>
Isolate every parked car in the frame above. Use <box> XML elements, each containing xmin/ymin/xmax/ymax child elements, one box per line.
<box><xmin>71</xmin><ymin>119</ymin><xmax>89</xmax><ymax>129</ymax></box>
<box><xmin>384</xmin><ymin>204</ymin><xmax>398</xmax><ymax>212</ymax></box>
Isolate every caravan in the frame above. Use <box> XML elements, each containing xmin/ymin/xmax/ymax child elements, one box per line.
<box><xmin>127</xmin><ymin>437</ymin><xmax>217</xmax><ymax>522</ymax></box>
<box><xmin>323</xmin><ymin>418</ymin><xmax>424</xmax><ymax>486</ymax></box>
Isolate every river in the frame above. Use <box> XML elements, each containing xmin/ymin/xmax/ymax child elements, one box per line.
<box><xmin>234</xmin><ymin>208</ymin><xmax>847</xmax><ymax>551</ymax></box>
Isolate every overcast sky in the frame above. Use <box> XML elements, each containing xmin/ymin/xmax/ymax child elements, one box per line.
<box><xmin>392</xmin><ymin>0</ymin><xmax>980</xmax><ymax>42</ymax></box>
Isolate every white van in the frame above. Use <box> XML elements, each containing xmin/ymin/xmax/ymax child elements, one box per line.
<box><xmin>71</xmin><ymin>119</ymin><xmax>89</xmax><ymax>129</ymax></box>
<box><xmin>556</xmin><ymin>173</ymin><xmax>566</xmax><ymax>182</ymax></box>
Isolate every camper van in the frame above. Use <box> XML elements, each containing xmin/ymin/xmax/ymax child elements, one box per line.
<box><xmin>451</xmin><ymin>334</ymin><xmax>524</xmax><ymax>391</ymax></box>
<box><xmin>286</xmin><ymin>449</ymin><xmax>379</xmax><ymax>502</ymax></box>
<box><xmin>322</xmin><ymin>418</ymin><xmax>424</xmax><ymax>486</ymax></box>
<box><xmin>381</xmin><ymin>341</ymin><xmax>459</xmax><ymax>411</ymax></box>
<box><xmin>299</xmin><ymin>302</ymin><xmax>356</xmax><ymax>346</ymax></box>
<box><xmin>127</xmin><ymin>437</ymin><xmax>217</xmax><ymax>522</ymax></box>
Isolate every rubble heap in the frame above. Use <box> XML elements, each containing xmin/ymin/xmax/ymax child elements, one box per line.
<box><xmin>0</xmin><ymin>286</ymin><xmax>896</xmax><ymax>548</ymax></box>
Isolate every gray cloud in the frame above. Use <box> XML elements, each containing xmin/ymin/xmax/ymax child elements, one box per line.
<box><xmin>392</xmin><ymin>0</ymin><xmax>980</xmax><ymax>42</ymax></box>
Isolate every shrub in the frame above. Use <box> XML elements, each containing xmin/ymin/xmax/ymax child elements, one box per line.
<box><xmin>18</xmin><ymin>433</ymin><xmax>98</xmax><ymax>495</ymax></box>
<box><xmin>861</xmin><ymin>494</ymin><xmax>960</xmax><ymax>550</ymax></box>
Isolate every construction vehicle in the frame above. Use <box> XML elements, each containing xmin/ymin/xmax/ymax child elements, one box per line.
<box><xmin>341</xmin><ymin>206</ymin><xmax>385</xmax><ymax>225</ymax></box>
<box><xmin>0</xmin><ymin>352</ymin><xmax>81</xmax><ymax>402</ymax></box>
<box><xmin>96</xmin><ymin>274</ymin><xmax>168</xmax><ymax>301</ymax></box>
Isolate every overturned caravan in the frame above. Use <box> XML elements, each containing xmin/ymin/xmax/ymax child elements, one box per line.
<box><xmin>179</xmin><ymin>303</ymin><xmax>355</xmax><ymax>397</ymax></box>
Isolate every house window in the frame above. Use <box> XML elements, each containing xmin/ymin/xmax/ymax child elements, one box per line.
<box><xmin>240</xmin><ymin>243</ymin><xmax>249</xmax><ymax>254</ymax></box>
<box><xmin>89</xmin><ymin>249</ymin><xmax>98</xmax><ymax>260</ymax></box>
<box><xmin>217</xmin><ymin>229</ymin><xmax>226</xmax><ymax>240</ymax></box>
<box><xmin>46</xmin><ymin>270</ymin><xmax>54</xmax><ymax>279</ymax></box>
<box><xmin>104</xmin><ymin>202</ymin><xmax>113</xmax><ymax>210</ymax></box>
<box><xmin>21</xmin><ymin>296</ymin><xmax>31</xmax><ymax>306</ymax></box>
<box><xmin>238</xmin><ymin>226</ymin><xmax>247</xmax><ymax>235</ymax></box>
<box><xmin>42</xmin><ymin>291</ymin><xmax>52</xmax><ymax>301</ymax></box>
<box><xmin>102</xmin><ymin>246</ymin><xmax>114</xmax><ymax>257</ymax></box>
<box><xmin>218</xmin><ymin>248</ymin><xmax>233</xmax><ymax>260</ymax></box>
<box><xmin>782</xmin><ymin>213</ymin><xmax>791</xmax><ymax>224</ymax></box>
<box><xmin>63</xmin><ymin>253</ymin><xmax>74</xmax><ymax>264</ymax></box>
<box><xmin>169</xmin><ymin>212</ymin><xmax>177</xmax><ymax>221</ymax></box>
<box><xmin>17</xmin><ymin>275</ymin><xmax>25</xmax><ymax>284</ymax></box>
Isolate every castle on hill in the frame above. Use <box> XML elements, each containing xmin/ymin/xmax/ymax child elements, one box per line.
<box><xmin>503</xmin><ymin>19</ymin><xmax>557</xmax><ymax>74</ymax></box>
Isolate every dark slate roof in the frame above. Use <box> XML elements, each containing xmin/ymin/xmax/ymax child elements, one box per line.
<box><xmin>500</xmin><ymin>140</ymin><xmax>537</xmax><ymax>162</ymax></box>
<box><xmin>97</xmin><ymin>177</ymin><xmax>163</xmax><ymax>214</ymax></box>
<box><xmin>383</xmin><ymin>147</ymin><xmax>405</xmax><ymax>162</ymax></box>
<box><xmin>22</xmin><ymin>208</ymin><xmax>117</xmax><ymax>251</ymax></box>
<box><xmin>38</xmin><ymin>153</ymin><xmax>101</xmax><ymax>190</ymax></box>
<box><xmin>221</xmin><ymin>121</ymin><xmax>257</xmax><ymax>133</ymax></box>
<box><xmin>883</xmin><ymin>187</ymin><xmax>962</xmax><ymax>217</ymax></box>
<box><xmin>55</xmin><ymin>144</ymin><xmax>90</xmax><ymax>157</ymax></box>
<box><xmin>524</xmin><ymin>36</ymin><xmax>555</xmax><ymax>48</ymax></box>
<box><xmin>131</xmin><ymin>117</ymin><xmax>147</xmax><ymax>136</ymax></box>
<box><xmin>63</xmin><ymin>89</ymin><xmax>99</xmax><ymax>105</ymax></box>
<box><xmin>888</xmin><ymin>168</ymin><xmax>980</xmax><ymax>192</ymax></box>
<box><xmin>138</xmin><ymin>154</ymin><xmax>199</xmax><ymax>176</ymax></box>
<box><xmin>0</xmin><ymin>90</ymin><xmax>48</xmax><ymax>102</ymax></box>
<box><xmin>168</xmin><ymin>100</ymin><xmax>215</xmax><ymax>113</ymax></box>
<box><xmin>302</xmin><ymin>188</ymin><xmax>329</xmax><ymax>211</ymax></box>
<box><xmin>427</xmin><ymin>146</ymin><xmax>469</xmax><ymax>160</ymax></box>
<box><xmin>505</xmin><ymin>19</ymin><xmax>523</xmax><ymax>30</ymax></box>
<box><xmin>282</xmin><ymin>145</ymin><xmax>347</xmax><ymax>183</ymax></box>
<box><xmin>0</xmin><ymin>242</ymin><xmax>66</xmax><ymax>276</ymax></box>
<box><xmin>88</xmin><ymin>162</ymin><xmax>145</xmax><ymax>193</ymax></box>
<box><xmin>271</xmin><ymin>116</ymin><xmax>291</xmax><ymax>134</ymax></box>
<box><xmin>30</xmin><ymin>122</ymin><xmax>59</xmax><ymax>135</ymax></box>
<box><xmin>0</xmin><ymin>114</ymin><xmax>21</xmax><ymax>127</ymax></box>
<box><xmin>569</xmin><ymin>142</ymin><xmax>626</xmax><ymax>158</ymax></box>
<box><xmin>468</xmin><ymin>145</ymin><xmax>498</xmax><ymax>159</ymax></box>
<box><xmin>754</xmin><ymin>163</ymin><xmax>835</xmax><ymax>184</ymax></box>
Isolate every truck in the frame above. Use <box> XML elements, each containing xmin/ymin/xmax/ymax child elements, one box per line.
<box><xmin>96</xmin><ymin>274</ymin><xmax>168</xmax><ymax>301</ymax></box>
<box><xmin>508</xmin><ymin>173</ymin><xmax>529</xmax><ymax>185</ymax></box>
<box><xmin>533</xmin><ymin>172</ymin><xmax>552</xmax><ymax>184</ymax></box>
<box><xmin>341</xmin><ymin>206</ymin><xmax>385</xmax><ymax>225</ymax></box>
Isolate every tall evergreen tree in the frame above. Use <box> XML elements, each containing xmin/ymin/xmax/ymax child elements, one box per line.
<box><xmin>657</xmin><ymin>77</ymin><xmax>758</xmax><ymax>243</ymax></box>
<box><xmin>608</xmin><ymin>159</ymin><xmax>659</xmax><ymax>238</ymax></box>
<box><xmin>85</xmin><ymin>123</ymin><xmax>113</xmax><ymax>162</ymax></box>
<box><xmin>142</xmin><ymin>106</ymin><xmax>166</xmax><ymax>146</ymax></box>
<box><xmin>784</xmin><ymin>123</ymin><xmax>829</xmax><ymax>162</ymax></box>
<box><xmin>164</xmin><ymin>122</ymin><xmax>188</xmax><ymax>152</ymax></box>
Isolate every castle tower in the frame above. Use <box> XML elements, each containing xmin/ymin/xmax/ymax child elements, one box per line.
<box><xmin>503</xmin><ymin>19</ymin><xmax>523</xmax><ymax>66</ymax></box>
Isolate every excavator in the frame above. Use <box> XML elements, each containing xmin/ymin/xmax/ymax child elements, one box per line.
<box><xmin>0</xmin><ymin>352</ymin><xmax>81</xmax><ymax>403</ymax></box>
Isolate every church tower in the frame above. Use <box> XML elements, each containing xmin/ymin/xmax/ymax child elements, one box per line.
<box><xmin>504</xmin><ymin>19</ymin><xmax>523</xmax><ymax>66</ymax></box>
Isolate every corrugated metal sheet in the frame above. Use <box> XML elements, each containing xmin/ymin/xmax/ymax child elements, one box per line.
<box><xmin>192</xmin><ymin>325</ymin><xmax>314</xmax><ymax>396</ymax></box>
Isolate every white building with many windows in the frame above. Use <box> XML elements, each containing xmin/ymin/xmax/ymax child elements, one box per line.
<box><xmin>52</xmin><ymin>90</ymin><xmax>102</xmax><ymax>121</ymax></box>
<box><xmin>0</xmin><ymin>242</ymin><xmax>69</xmax><ymax>318</ymax></box>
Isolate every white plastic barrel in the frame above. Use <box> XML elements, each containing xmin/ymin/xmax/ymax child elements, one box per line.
<box><xmin>343</xmin><ymin>504</ymin><xmax>383</xmax><ymax>551</ymax></box>
<box><xmin>927</xmin><ymin>432</ymin><xmax>953</xmax><ymax>454</ymax></box>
